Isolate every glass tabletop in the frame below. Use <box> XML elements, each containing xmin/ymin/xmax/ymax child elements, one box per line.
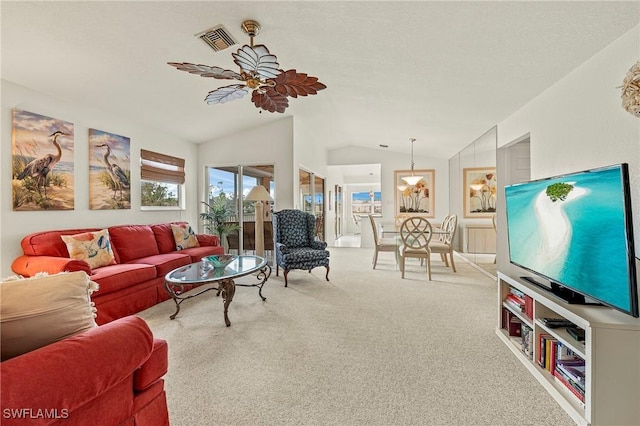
<box><xmin>165</xmin><ymin>255</ymin><xmax>267</xmax><ymax>284</ymax></box>
<box><xmin>381</xmin><ymin>223</ymin><xmax>447</xmax><ymax>235</ymax></box>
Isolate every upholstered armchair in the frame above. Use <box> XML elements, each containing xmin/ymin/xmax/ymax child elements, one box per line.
<box><xmin>272</xmin><ymin>209</ymin><xmax>330</xmax><ymax>287</ymax></box>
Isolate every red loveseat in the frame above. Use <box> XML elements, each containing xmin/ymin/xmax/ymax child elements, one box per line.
<box><xmin>0</xmin><ymin>316</ymin><xmax>169</xmax><ymax>426</ymax></box>
<box><xmin>11</xmin><ymin>222</ymin><xmax>224</xmax><ymax>325</ymax></box>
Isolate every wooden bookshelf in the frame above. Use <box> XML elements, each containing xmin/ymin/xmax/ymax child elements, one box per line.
<box><xmin>496</xmin><ymin>272</ymin><xmax>640</xmax><ymax>425</ymax></box>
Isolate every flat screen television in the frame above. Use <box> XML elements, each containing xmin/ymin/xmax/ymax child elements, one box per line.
<box><xmin>504</xmin><ymin>163</ymin><xmax>639</xmax><ymax>317</ymax></box>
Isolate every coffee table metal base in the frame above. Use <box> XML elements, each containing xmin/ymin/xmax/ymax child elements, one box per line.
<box><xmin>233</xmin><ymin>264</ymin><xmax>272</xmax><ymax>301</ymax></box>
<box><xmin>165</xmin><ymin>279</ymin><xmax>236</xmax><ymax>326</ymax></box>
<box><xmin>164</xmin><ymin>260</ymin><xmax>271</xmax><ymax>327</ymax></box>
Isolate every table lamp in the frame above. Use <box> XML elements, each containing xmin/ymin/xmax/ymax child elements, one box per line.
<box><xmin>245</xmin><ymin>185</ymin><xmax>274</xmax><ymax>257</ymax></box>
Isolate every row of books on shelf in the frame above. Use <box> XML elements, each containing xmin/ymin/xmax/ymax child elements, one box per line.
<box><xmin>501</xmin><ymin>308</ymin><xmax>586</xmax><ymax>404</ymax></box>
<box><xmin>504</xmin><ymin>287</ymin><xmax>533</xmax><ymax>320</ymax></box>
<box><xmin>539</xmin><ymin>334</ymin><xmax>586</xmax><ymax>403</ymax></box>
<box><xmin>502</xmin><ymin>309</ymin><xmax>534</xmax><ymax>360</ymax></box>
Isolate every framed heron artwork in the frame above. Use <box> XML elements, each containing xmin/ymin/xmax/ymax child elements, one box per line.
<box><xmin>11</xmin><ymin>109</ymin><xmax>75</xmax><ymax>211</ymax></box>
<box><xmin>89</xmin><ymin>129</ymin><xmax>131</xmax><ymax>210</ymax></box>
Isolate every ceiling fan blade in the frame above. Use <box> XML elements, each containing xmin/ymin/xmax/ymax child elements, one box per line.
<box><xmin>205</xmin><ymin>85</ymin><xmax>250</xmax><ymax>105</ymax></box>
<box><xmin>167</xmin><ymin>62</ymin><xmax>242</xmax><ymax>80</ymax></box>
<box><xmin>232</xmin><ymin>44</ymin><xmax>281</xmax><ymax>80</ymax></box>
<box><xmin>251</xmin><ymin>87</ymin><xmax>289</xmax><ymax>113</ymax></box>
<box><xmin>273</xmin><ymin>69</ymin><xmax>327</xmax><ymax>98</ymax></box>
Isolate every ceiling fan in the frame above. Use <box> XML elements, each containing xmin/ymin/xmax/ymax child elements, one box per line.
<box><xmin>168</xmin><ymin>20</ymin><xmax>326</xmax><ymax>113</ymax></box>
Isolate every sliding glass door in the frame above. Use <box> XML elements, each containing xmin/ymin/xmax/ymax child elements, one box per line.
<box><xmin>314</xmin><ymin>175</ymin><xmax>325</xmax><ymax>240</ymax></box>
<box><xmin>298</xmin><ymin>169</ymin><xmax>326</xmax><ymax>240</ymax></box>
<box><xmin>206</xmin><ymin>164</ymin><xmax>275</xmax><ymax>255</ymax></box>
<box><xmin>335</xmin><ymin>185</ymin><xmax>343</xmax><ymax>239</ymax></box>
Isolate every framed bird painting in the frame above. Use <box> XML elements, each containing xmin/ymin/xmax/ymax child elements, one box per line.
<box><xmin>11</xmin><ymin>109</ymin><xmax>75</xmax><ymax>211</ymax></box>
<box><xmin>89</xmin><ymin>129</ymin><xmax>131</xmax><ymax>210</ymax></box>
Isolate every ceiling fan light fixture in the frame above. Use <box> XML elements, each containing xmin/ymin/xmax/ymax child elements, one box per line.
<box><xmin>401</xmin><ymin>138</ymin><xmax>424</xmax><ymax>186</ymax></box>
<box><xmin>168</xmin><ymin>19</ymin><xmax>326</xmax><ymax>114</ymax></box>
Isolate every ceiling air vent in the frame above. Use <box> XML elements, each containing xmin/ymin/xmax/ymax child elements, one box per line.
<box><xmin>197</xmin><ymin>25</ymin><xmax>237</xmax><ymax>52</ymax></box>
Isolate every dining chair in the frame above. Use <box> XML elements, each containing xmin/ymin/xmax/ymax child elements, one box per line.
<box><xmin>417</xmin><ymin>214</ymin><xmax>451</xmax><ymax>267</ymax></box>
<box><xmin>352</xmin><ymin>214</ymin><xmax>361</xmax><ymax>236</ymax></box>
<box><xmin>435</xmin><ymin>214</ymin><xmax>451</xmax><ymax>231</ymax></box>
<box><xmin>398</xmin><ymin>217</ymin><xmax>433</xmax><ymax>280</ymax></box>
<box><xmin>394</xmin><ymin>213</ymin><xmax>411</xmax><ymax>227</ymax></box>
<box><xmin>368</xmin><ymin>214</ymin><xmax>398</xmax><ymax>269</ymax></box>
<box><xmin>429</xmin><ymin>214</ymin><xmax>458</xmax><ymax>272</ymax></box>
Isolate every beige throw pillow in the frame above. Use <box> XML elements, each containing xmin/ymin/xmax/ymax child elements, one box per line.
<box><xmin>61</xmin><ymin>229</ymin><xmax>116</xmax><ymax>270</ymax></box>
<box><xmin>171</xmin><ymin>223</ymin><xmax>200</xmax><ymax>250</ymax></box>
<box><xmin>0</xmin><ymin>271</ymin><xmax>99</xmax><ymax>361</ymax></box>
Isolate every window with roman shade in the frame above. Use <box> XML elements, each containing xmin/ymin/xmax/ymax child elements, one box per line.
<box><xmin>140</xmin><ymin>149</ymin><xmax>185</xmax><ymax>208</ymax></box>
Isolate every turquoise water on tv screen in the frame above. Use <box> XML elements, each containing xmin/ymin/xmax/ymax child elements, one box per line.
<box><xmin>505</xmin><ymin>165</ymin><xmax>634</xmax><ymax>313</ymax></box>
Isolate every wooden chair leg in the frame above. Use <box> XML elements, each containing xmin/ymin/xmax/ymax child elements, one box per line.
<box><xmin>372</xmin><ymin>249</ymin><xmax>378</xmax><ymax>269</ymax></box>
<box><xmin>283</xmin><ymin>270</ymin><xmax>289</xmax><ymax>287</ymax></box>
<box><xmin>427</xmin><ymin>256</ymin><xmax>432</xmax><ymax>281</ymax></box>
<box><xmin>325</xmin><ymin>265</ymin><xmax>330</xmax><ymax>281</ymax></box>
<box><xmin>449</xmin><ymin>251</ymin><xmax>456</xmax><ymax>272</ymax></box>
<box><xmin>401</xmin><ymin>256</ymin><xmax>406</xmax><ymax>279</ymax></box>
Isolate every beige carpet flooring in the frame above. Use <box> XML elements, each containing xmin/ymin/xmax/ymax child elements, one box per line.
<box><xmin>138</xmin><ymin>248</ymin><xmax>574</xmax><ymax>426</ymax></box>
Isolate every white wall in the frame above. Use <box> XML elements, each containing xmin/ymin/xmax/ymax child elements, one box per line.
<box><xmin>294</xmin><ymin>117</ymin><xmax>329</xmax><ymax>210</ymax></box>
<box><xmin>497</xmin><ymin>25</ymin><xmax>640</xmax><ymax>274</ymax></box>
<box><xmin>198</xmin><ymin>117</ymin><xmax>295</xmax><ymax>213</ymax></box>
<box><xmin>1</xmin><ymin>80</ymin><xmax>199</xmax><ymax>277</ymax></box>
<box><xmin>328</xmin><ymin>146</ymin><xmax>449</xmax><ymax>222</ymax></box>
<box><xmin>448</xmin><ymin>127</ymin><xmax>497</xmax><ymax>251</ymax></box>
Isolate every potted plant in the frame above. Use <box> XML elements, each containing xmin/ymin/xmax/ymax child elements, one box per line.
<box><xmin>200</xmin><ymin>194</ymin><xmax>241</xmax><ymax>248</ymax></box>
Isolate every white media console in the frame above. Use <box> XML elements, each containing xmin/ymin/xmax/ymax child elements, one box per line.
<box><xmin>496</xmin><ymin>272</ymin><xmax>640</xmax><ymax>425</ymax></box>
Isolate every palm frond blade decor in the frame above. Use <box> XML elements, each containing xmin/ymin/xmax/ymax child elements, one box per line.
<box><xmin>232</xmin><ymin>45</ymin><xmax>280</xmax><ymax>79</ymax></box>
<box><xmin>168</xmin><ymin>20</ymin><xmax>326</xmax><ymax>113</ymax></box>
<box><xmin>205</xmin><ymin>85</ymin><xmax>249</xmax><ymax>104</ymax></box>
<box><xmin>274</xmin><ymin>69</ymin><xmax>327</xmax><ymax>98</ymax></box>
<box><xmin>167</xmin><ymin>62</ymin><xmax>241</xmax><ymax>80</ymax></box>
<box><xmin>252</xmin><ymin>88</ymin><xmax>289</xmax><ymax>113</ymax></box>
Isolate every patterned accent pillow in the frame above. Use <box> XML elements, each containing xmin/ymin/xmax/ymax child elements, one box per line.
<box><xmin>171</xmin><ymin>223</ymin><xmax>200</xmax><ymax>250</ymax></box>
<box><xmin>61</xmin><ymin>229</ymin><xmax>116</xmax><ymax>270</ymax></box>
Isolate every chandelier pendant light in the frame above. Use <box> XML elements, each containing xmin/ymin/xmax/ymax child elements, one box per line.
<box><xmin>168</xmin><ymin>20</ymin><xmax>326</xmax><ymax>113</ymax></box>
<box><xmin>402</xmin><ymin>138</ymin><xmax>423</xmax><ymax>186</ymax></box>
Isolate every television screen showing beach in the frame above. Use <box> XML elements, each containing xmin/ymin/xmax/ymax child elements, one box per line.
<box><xmin>505</xmin><ymin>165</ymin><xmax>634</xmax><ymax>313</ymax></box>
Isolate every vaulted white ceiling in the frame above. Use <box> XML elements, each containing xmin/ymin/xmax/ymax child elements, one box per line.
<box><xmin>2</xmin><ymin>1</ymin><xmax>639</xmax><ymax>159</ymax></box>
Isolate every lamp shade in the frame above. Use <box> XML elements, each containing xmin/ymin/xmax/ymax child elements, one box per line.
<box><xmin>402</xmin><ymin>175</ymin><xmax>423</xmax><ymax>186</ymax></box>
<box><xmin>245</xmin><ymin>185</ymin><xmax>273</xmax><ymax>202</ymax></box>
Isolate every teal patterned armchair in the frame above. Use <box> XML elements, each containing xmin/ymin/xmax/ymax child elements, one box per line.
<box><xmin>272</xmin><ymin>209</ymin><xmax>330</xmax><ymax>287</ymax></box>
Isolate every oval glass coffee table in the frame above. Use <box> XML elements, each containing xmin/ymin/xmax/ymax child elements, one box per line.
<box><xmin>164</xmin><ymin>255</ymin><xmax>271</xmax><ymax>327</ymax></box>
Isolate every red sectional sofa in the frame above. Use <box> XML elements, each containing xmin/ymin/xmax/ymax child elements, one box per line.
<box><xmin>0</xmin><ymin>316</ymin><xmax>170</xmax><ymax>426</ymax></box>
<box><xmin>11</xmin><ymin>222</ymin><xmax>224</xmax><ymax>325</ymax></box>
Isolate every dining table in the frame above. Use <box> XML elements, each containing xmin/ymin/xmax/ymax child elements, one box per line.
<box><xmin>380</xmin><ymin>222</ymin><xmax>447</xmax><ymax>238</ymax></box>
<box><xmin>378</xmin><ymin>221</ymin><xmax>449</xmax><ymax>270</ymax></box>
